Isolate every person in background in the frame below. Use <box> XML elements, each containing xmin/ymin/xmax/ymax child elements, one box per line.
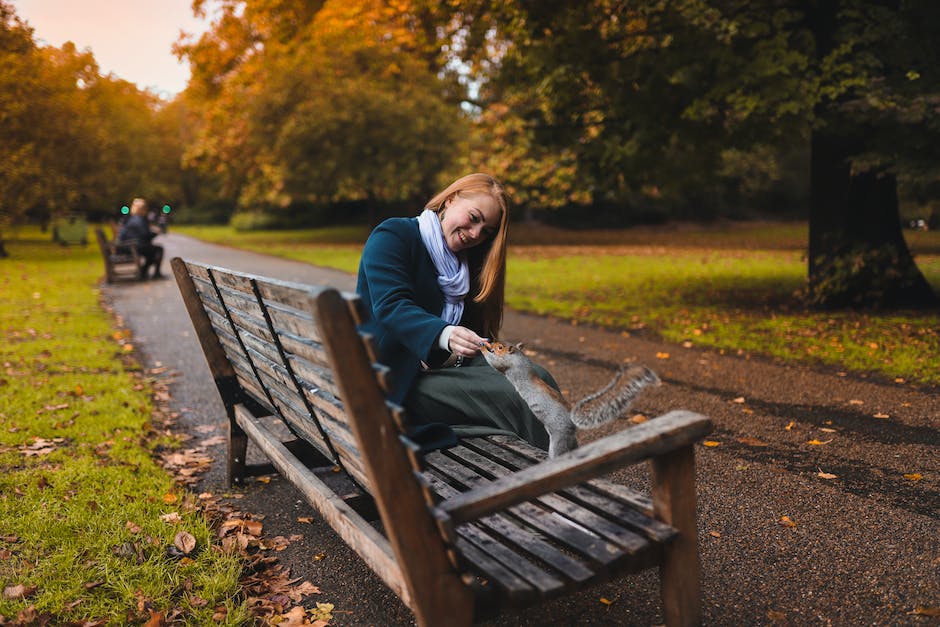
<box><xmin>356</xmin><ymin>172</ymin><xmax>556</xmax><ymax>450</ymax></box>
<box><xmin>118</xmin><ymin>197</ymin><xmax>164</xmax><ymax>280</ymax></box>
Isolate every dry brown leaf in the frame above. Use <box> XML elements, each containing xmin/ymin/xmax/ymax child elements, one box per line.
<box><xmin>737</xmin><ymin>437</ymin><xmax>767</xmax><ymax>447</ymax></box>
<box><xmin>162</xmin><ymin>493</ymin><xmax>178</xmax><ymax>504</ymax></box>
<box><xmin>784</xmin><ymin>421</ymin><xmax>795</xmax><ymax>431</ymax></box>
<box><xmin>174</xmin><ymin>531</ymin><xmax>197</xmax><ymax>555</ymax></box>
<box><xmin>629</xmin><ymin>414</ymin><xmax>648</xmax><ymax>424</ymax></box>
<box><xmin>277</xmin><ymin>606</ymin><xmax>309</xmax><ymax>626</ymax></box>
<box><xmin>709</xmin><ymin>531</ymin><xmax>721</xmax><ymax>538</ymax></box>
<box><xmin>3</xmin><ymin>584</ymin><xmax>37</xmax><ymax>600</ymax></box>
<box><xmin>911</xmin><ymin>606</ymin><xmax>940</xmax><ymax>616</ymax></box>
<box><xmin>732</xmin><ymin>397</ymin><xmax>745</xmax><ymax>403</ymax></box>
<box><xmin>817</xmin><ymin>471</ymin><xmax>837</xmax><ymax>480</ymax></box>
<box><xmin>820</xmin><ymin>427</ymin><xmax>837</xmax><ymax>433</ymax></box>
<box><xmin>873</xmin><ymin>413</ymin><xmax>890</xmax><ymax>419</ymax></box>
<box><xmin>777</xmin><ymin>516</ymin><xmax>797</xmax><ymax>528</ymax></box>
<box><xmin>903</xmin><ymin>473</ymin><xmax>923</xmax><ymax>482</ymax></box>
<box><xmin>655</xmin><ymin>352</ymin><xmax>670</xmax><ymax>359</ymax></box>
<box><xmin>848</xmin><ymin>399</ymin><xmax>863</xmax><ymax>405</ymax></box>
<box><xmin>288</xmin><ymin>580</ymin><xmax>321</xmax><ymax>602</ymax></box>
<box><xmin>599</xmin><ymin>597</ymin><xmax>614</xmax><ymax>606</ymax></box>
<box><xmin>806</xmin><ymin>439</ymin><xmax>832</xmax><ymax>446</ymax></box>
<box><xmin>160</xmin><ymin>512</ymin><xmax>182</xmax><ymax>525</ymax></box>
<box><xmin>702</xmin><ymin>440</ymin><xmax>720</xmax><ymax>447</ymax></box>
<box><xmin>297</xmin><ymin>517</ymin><xmax>314</xmax><ymax>524</ymax></box>
<box><xmin>126</xmin><ymin>521</ymin><xmax>143</xmax><ymax>534</ymax></box>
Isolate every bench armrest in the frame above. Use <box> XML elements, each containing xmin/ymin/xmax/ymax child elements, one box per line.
<box><xmin>437</xmin><ymin>410</ymin><xmax>712</xmax><ymax>524</ymax></box>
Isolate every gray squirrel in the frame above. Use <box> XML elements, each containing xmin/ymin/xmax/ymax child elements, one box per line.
<box><xmin>481</xmin><ymin>341</ymin><xmax>661</xmax><ymax>457</ymax></box>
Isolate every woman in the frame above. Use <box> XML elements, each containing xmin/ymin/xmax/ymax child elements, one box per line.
<box><xmin>356</xmin><ymin>173</ymin><xmax>554</xmax><ymax>450</ymax></box>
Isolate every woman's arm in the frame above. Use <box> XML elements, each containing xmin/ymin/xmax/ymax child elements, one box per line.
<box><xmin>359</xmin><ymin>223</ymin><xmax>449</xmax><ymax>360</ymax></box>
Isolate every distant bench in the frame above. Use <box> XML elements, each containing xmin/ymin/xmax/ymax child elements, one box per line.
<box><xmin>94</xmin><ymin>227</ymin><xmax>141</xmax><ymax>283</ymax></box>
<box><xmin>172</xmin><ymin>257</ymin><xmax>713</xmax><ymax>626</ymax></box>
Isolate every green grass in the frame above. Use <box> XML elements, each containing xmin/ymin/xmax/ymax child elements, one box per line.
<box><xmin>0</xmin><ymin>232</ymin><xmax>248</xmax><ymax>624</ymax></box>
<box><xmin>174</xmin><ymin>223</ymin><xmax>940</xmax><ymax>386</ymax></box>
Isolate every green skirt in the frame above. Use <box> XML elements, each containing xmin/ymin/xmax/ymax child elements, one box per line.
<box><xmin>402</xmin><ymin>354</ymin><xmax>553</xmax><ymax>451</ymax></box>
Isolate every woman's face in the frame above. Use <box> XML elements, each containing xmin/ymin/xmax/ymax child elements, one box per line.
<box><xmin>440</xmin><ymin>193</ymin><xmax>501</xmax><ymax>253</ymax></box>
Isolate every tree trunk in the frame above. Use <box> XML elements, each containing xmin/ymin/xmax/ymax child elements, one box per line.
<box><xmin>808</xmin><ymin>127</ymin><xmax>937</xmax><ymax>308</ymax></box>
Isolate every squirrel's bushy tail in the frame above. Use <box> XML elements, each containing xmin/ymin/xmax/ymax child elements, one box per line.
<box><xmin>570</xmin><ymin>365</ymin><xmax>660</xmax><ymax>428</ymax></box>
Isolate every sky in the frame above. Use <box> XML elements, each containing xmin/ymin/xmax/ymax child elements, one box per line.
<box><xmin>12</xmin><ymin>0</ymin><xmax>212</xmax><ymax>98</ymax></box>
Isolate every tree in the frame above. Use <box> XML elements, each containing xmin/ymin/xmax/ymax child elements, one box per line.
<box><xmin>176</xmin><ymin>0</ymin><xmax>469</xmax><ymax>219</ymax></box>
<box><xmin>440</xmin><ymin>0</ymin><xmax>938</xmax><ymax>307</ymax></box>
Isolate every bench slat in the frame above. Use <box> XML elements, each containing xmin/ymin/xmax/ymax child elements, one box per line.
<box><xmin>424</xmin><ymin>469</ymin><xmax>592</xmax><ymax>587</ymax></box>
<box><xmin>465</xmin><ymin>437</ymin><xmax>676</xmax><ymax>544</ymax></box>
<box><xmin>264</xmin><ymin>302</ymin><xmax>323</xmax><ymax>345</ymax></box>
<box><xmin>425</xmin><ymin>449</ymin><xmax>626</xmax><ymax>566</ymax></box>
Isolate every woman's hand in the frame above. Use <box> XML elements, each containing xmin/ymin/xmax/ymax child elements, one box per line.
<box><xmin>447</xmin><ymin>326</ymin><xmax>488</xmax><ymax>357</ymax></box>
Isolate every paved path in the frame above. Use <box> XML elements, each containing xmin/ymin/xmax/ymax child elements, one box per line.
<box><xmin>104</xmin><ymin>233</ymin><xmax>940</xmax><ymax>626</ymax></box>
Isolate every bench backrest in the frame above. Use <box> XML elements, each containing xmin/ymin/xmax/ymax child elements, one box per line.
<box><xmin>172</xmin><ymin>258</ymin><xmax>390</xmax><ymax>491</ymax></box>
<box><xmin>172</xmin><ymin>258</ymin><xmax>473</xmax><ymax>622</ymax></box>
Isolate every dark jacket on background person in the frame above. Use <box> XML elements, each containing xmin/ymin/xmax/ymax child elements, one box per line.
<box><xmin>118</xmin><ymin>215</ymin><xmax>157</xmax><ymax>244</ymax></box>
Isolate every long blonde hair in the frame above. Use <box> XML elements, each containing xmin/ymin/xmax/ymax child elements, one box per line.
<box><xmin>424</xmin><ymin>173</ymin><xmax>510</xmax><ymax>337</ymax></box>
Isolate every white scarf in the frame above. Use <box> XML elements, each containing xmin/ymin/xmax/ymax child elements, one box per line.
<box><xmin>417</xmin><ymin>209</ymin><xmax>468</xmax><ymax>325</ymax></box>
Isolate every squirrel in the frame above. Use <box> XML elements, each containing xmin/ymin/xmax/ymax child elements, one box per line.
<box><xmin>481</xmin><ymin>341</ymin><xmax>661</xmax><ymax>458</ymax></box>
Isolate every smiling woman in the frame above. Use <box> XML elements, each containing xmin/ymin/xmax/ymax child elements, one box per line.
<box><xmin>355</xmin><ymin>172</ymin><xmax>559</xmax><ymax>452</ymax></box>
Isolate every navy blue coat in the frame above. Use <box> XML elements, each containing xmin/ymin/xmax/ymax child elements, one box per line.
<box><xmin>118</xmin><ymin>215</ymin><xmax>156</xmax><ymax>244</ymax></box>
<box><xmin>356</xmin><ymin>217</ymin><xmax>482</xmax><ymax>403</ymax></box>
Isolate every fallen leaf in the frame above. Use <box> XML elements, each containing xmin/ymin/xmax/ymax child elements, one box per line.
<box><xmin>709</xmin><ymin>531</ymin><xmax>721</xmax><ymax>538</ymax></box>
<box><xmin>873</xmin><ymin>413</ymin><xmax>890</xmax><ymax>419</ymax></box>
<box><xmin>817</xmin><ymin>471</ymin><xmax>837</xmax><ymax>480</ymax></box>
<box><xmin>777</xmin><ymin>516</ymin><xmax>797</xmax><ymax>528</ymax></box>
<box><xmin>297</xmin><ymin>517</ymin><xmax>314</xmax><ymax>524</ymax></box>
<box><xmin>732</xmin><ymin>397</ymin><xmax>745</xmax><ymax>403</ymax></box>
<box><xmin>126</xmin><ymin>521</ymin><xmax>142</xmax><ymax>534</ymax></box>
<box><xmin>162</xmin><ymin>493</ymin><xmax>178</xmax><ymax>504</ymax></box>
<box><xmin>277</xmin><ymin>606</ymin><xmax>309</xmax><ymax>626</ymax></box>
<box><xmin>702</xmin><ymin>440</ymin><xmax>720</xmax><ymax>447</ymax></box>
<box><xmin>806</xmin><ymin>439</ymin><xmax>832</xmax><ymax>446</ymax></box>
<box><xmin>819</xmin><ymin>427</ymin><xmax>837</xmax><ymax>433</ymax></box>
<box><xmin>160</xmin><ymin>513</ymin><xmax>182</xmax><ymax>525</ymax></box>
<box><xmin>256</xmin><ymin>476</ymin><xmax>271</xmax><ymax>484</ymax></box>
<box><xmin>174</xmin><ymin>531</ymin><xmax>197</xmax><ymax>555</ymax></box>
<box><xmin>3</xmin><ymin>584</ymin><xmax>37</xmax><ymax>600</ymax></box>
<box><xmin>309</xmin><ymin>602</ymin><xmax>334</xmax><ymax>622</ymax></box>
<box><xmin>848</xmin><ymin>399</ymin><xmax>863</xmax><ymax>405</ymax></box>
<box><xmin>288</xmin><ymin>580</ymin><xmax>321</xmax><ymax>602</ymax></box>
<box><xmin>655</xmin><ymin>352</ymin><xmax>670</xmax><ymax>359</ymax></box>
<box><xmin>599</xmin><ymin>597</ymin><xmax>614</xmax><ymax>606</ymax></box>
<box><xmin>903</xmin><ymin>473</ymin><xmax>923</xmax><ymax>482</ymax></box>
<box><xmin>911</xmin><ymin>606</ymin><xmax>940</xmax><ymax>616</ymax></box>
<box><xmin>629</xmin><ymin>414</ymin><xmax>648</xmax><ymax>424</ymax></box>
<box><xmin>784</xmin><ymin>421</ymin><xmax>795</xmax><ymax>431</ymax></box>
<box><xmin>737</xmin><ymin>437</ymin><xmax>767</xmax><ymax>447</ymax></box>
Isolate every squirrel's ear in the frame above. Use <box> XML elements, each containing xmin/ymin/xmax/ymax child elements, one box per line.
<box><xmin>514</xmin><ymin>342</ymin><xmax>525</xmax><ymax>350</ymax></box>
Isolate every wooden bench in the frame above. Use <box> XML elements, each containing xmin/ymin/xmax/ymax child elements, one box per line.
<box><xmin>172</xmin><ymin>257</ymin><xmax>713</xmax><ymax>626</ymax></box>
<box><xmin>95</xmin><ymin>227</ymin><xmax>141</xmax><ymax>283</ymax></box>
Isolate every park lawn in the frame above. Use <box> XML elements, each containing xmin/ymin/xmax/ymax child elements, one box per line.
<box><xmin>174</xmin><ymin>224</ymin><xmax>940</xmax><ymax>386</ymax></box>
<box><xmin>0</xmin><ymin>234</ymin><xmax>248</xmax><ymax>624</ymax></box>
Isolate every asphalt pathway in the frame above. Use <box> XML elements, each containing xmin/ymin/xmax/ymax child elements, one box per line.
<box><xmin>103</xmin><ymin>232</ymin><xmax>940</xmax><ymax>626</ymax></box>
